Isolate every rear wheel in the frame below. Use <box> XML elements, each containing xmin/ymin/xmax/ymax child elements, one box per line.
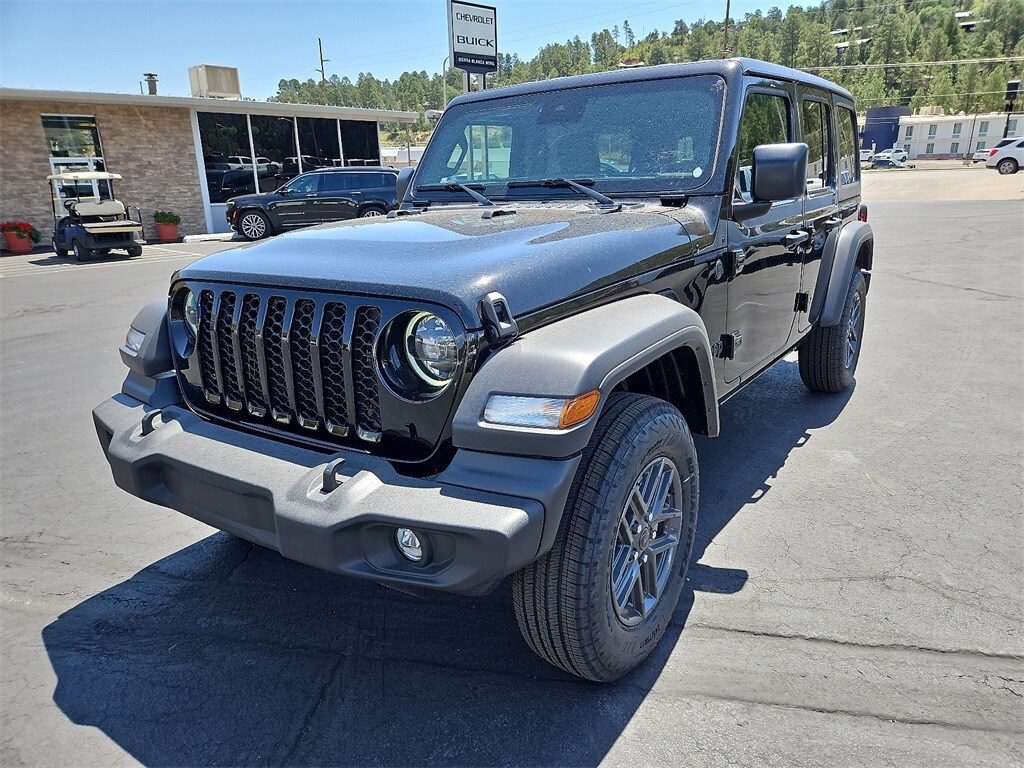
<box><xmin>238</xmin><ymin>210</ymin><xmax>271</xmax><ymax>240</ymax></box>
<box><xmin>53</xmin><ymin>241</ymin><xmax>70</xmax><ymax>258</ymax></box>
<box><xmin>997</xmin><ymin>158</ymin><xmax>1019</xmax><ymax>175</ymax></box>
<box><xmin>358</xmin><ymin>205</ymin><xmax>387</xmax><ymax>218</ymax></box>
<box><xmin>127</xmin><ymin>245</ymin><xmax>143</xmax><ymax>258</ymax></box>
<box><xmin>799</xmin><ymin>269</ymin><xmax>867</xmax><ymax>393</ymax></box>
<box><xmin>513</xmin><ymin>392</ymin><xmax>699</xmax><ymax>682</ymax></box>
<box><xmin>72</xmin><ymin>240</ymin><xmax>91</xmax><ymax>262</ymax></box>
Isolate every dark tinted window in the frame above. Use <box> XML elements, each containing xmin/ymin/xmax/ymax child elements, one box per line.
<box><xmin>321</xmin><ymin>173</ymin><xmax>351</xmax><ymax>192</ymax></box>
<box><xmin>281</xmin><ymin>174</ymin><xmax>320</xmax><ymax>194</ymax></box>
<box><xmin>736</xmin><ymin>91</ymin><xmax>790</xmax><ymax>201</ymax></box>
<box><xmin>837</xmin><ymin>107</ymin><xmax>859</xmax><ymax>186</ymax></box>
<box><xmin>802</xmin><ymin>99</ymin><xmax>832</xmax><ymax>189</ymax></box>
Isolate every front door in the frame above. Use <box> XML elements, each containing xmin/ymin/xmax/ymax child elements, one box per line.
<box><xmin>726</xmin><ymin>87</ymin><xmax>804</xmax><ymax>382</ymax></box>
<box><xmin>268</xmin><ymin>173</ymin><xmax>321</xmax><ymax>229</ymax></box>
<box><xmin>318</xmin><ymin>172</ymin><xmax>360</xmax><ymax>222</ymax></box>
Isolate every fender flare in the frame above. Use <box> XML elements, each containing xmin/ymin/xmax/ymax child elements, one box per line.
<box><xmin>118</xmin><ymin>300</ymin><xmax>182</xmax><ymax>407</ymax></box>
<box><xmin>451</xmin><ymin>293</ymin><xmax>720</xmax><ymax>459</ymax></box>
<box><xmin>810</xmin><ymin>221</ymin><xmax>873</xmax><ymax>327</ymax></box>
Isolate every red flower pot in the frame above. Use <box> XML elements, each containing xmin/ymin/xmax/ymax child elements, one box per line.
<box><xmin>153</xmin><ymin>222</ymin><xmax>180</xmax><ymax>242</ymax></box>
<box><xmin>3</xmin><ymin>231</ymin><xmax>33</xmax><ymax>253</ymax></box>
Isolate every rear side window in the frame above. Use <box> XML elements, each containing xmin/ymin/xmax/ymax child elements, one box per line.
<box><xmin>837</xmin><ymin>107</ymin><xmax>859</xmax><ymax>187</ymax></box>
<box><xmin>735</xmin><ymin>91</ymin><xmax>791</xmax><ymax>201</ymax></box>
<box><xmin>321</xmin><ymin>173</ymin><xmax>351</xmax><ymax>192</ymax></box>
<box><xmin>802</xmin><ymin>99</ymin><xmax>832</xmax><ymax>190</ymax></box>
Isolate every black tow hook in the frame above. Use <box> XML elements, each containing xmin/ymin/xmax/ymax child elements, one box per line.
<box><xmin>321</xmin><ymin>457</ymin><xmax>346</xmax><ymax>493</ymax></box>
<box><xmin>141</xmin><ymin>409</ymin><xmax>163</xmax><ymax>436</ymax></box>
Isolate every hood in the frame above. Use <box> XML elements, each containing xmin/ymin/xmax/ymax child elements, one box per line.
<box><xmin>177</xmin><ymin>203</ymin><xmax>704</xmax><ymax>329</ymax></box>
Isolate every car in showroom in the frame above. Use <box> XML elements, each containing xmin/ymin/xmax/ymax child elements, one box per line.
<box><xmin>226</xmin><ymin>167</ymin><xmax>399</xmax><ymax>239</ymax></box>
<box><xmin>95</xmin><ymin>58</ymin><xmax>873</xmax><ymax>682</ymax></box>
<box><xmin>859</xmin><ymin>148</ymin><xmax>875</xmax><ymax>163</ymax></box>
<box><xmin>985</xmin><ymin>137</ymin><xmax>1024</xmax><ymax>174</ymax></box>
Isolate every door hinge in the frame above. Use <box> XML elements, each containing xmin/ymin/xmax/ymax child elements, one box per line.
<box><xmin>724</xmin><ymin>248</ymin><xmax>746</xmax><ymax>277</ymax></box>
<box><xmin>717</xmin><ymin>331</ymin><xmax>743</xmax><ymax>359</ymax></box>
<box><xmin>794</xmin><ymin>292</ymin><xmax>810</xmax><ymax>312</ymax></box>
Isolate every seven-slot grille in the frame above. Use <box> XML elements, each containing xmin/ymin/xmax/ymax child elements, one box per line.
<box><xmin>191</xmin><ymin>288</ymin><xmax>384</xmax><ymax>442</ymax></box>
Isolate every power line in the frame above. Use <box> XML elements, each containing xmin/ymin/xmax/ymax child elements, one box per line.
<box><xmin>806</xmin><ymin>56</ymin><xmax>1024</xmax><ymax>72</ymax></box>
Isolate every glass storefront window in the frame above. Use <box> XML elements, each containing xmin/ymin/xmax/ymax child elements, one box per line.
<box><xmin>42</xmin><ymin>115</ymin><xmax>103</xmax><ymax>158</ymax></box>
<box><xmin>294</xmin><ymin>117</ymin><xmax>342</xmax><ymax>175</ymax></box>
<box><xmin>198</xmin><ymin>112</ymin><xmax>252</xmax><ymax>203</ymax></box>
<box><xmin>340</xmin><ymin>120</ymin><xmax>380</xmax><ymax>166</ymax></box>
<box><xmin>251</xmin><ymin>114</ymin><xmax>299</xmax><ymax>190</ymax></box>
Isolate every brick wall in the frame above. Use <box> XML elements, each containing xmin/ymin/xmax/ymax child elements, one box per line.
<box><xmin>0</xmin><ymin>100</ymin><xmax>207</xmax><ymax>245</ymax></box>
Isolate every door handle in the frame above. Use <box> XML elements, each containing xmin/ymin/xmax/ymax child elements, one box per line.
<box><xmin>784</xmin><ymin>230</ymin><xmax>810</xmax><ymax>248</ymax></box>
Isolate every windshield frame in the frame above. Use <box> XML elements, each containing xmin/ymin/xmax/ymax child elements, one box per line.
<box><xmin>413</xmin><ymin>73</ymin><xmax>728</xmax><ymax>202</ymax></box>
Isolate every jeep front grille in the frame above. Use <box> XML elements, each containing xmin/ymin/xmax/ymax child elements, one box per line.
<box><xmin>187</xmin><ymin>287</ymin><xmax>385</xmax><ymax>443</ymax></box>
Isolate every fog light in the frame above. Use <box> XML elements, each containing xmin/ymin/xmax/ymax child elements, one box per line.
<box><xmin>395</xmin><ymin>528</ymin><xmax>423</xmax><ymax>562</ymax></box>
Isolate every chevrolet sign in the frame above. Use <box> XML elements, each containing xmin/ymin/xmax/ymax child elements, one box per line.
<box><xmin>449</xmin><ymin>1</ymin><xmax>497</xmax><ymax>74</ymax></box>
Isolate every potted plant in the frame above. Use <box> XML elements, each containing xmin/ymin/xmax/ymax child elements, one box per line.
<box><xmin>153</xmin><ymin>210</ymin><xmax>182</xmax><ymax>242</ymax></box>
<box><xmin>1</xmin><ymin>221</ymin><xmax>41</xmax><ymax>254</ymax></box>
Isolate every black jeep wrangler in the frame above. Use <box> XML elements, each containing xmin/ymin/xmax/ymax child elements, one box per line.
<box><xmin>95</xmin><ymin>59</ymin><xmax>873</xmax><ymax>682</ymax></box>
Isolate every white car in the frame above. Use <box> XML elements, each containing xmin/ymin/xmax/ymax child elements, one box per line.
<box><xmin>226</xmin><ymin>155</ymin><xmax>275</xmax><ymax>171</ymax></box>
<box><xmin>985</xmin><ymin>139</ymin><xmax>1024</xmax><ymax>174</ymax></box>
<box><xmin>860</xmin><ymin>148</ymin><xmax>875</xmax><ymax>162</ymax></box>
<box><xmin>874</xmin><ymin>147</ymin><xmax>908</xmax><ymax>163</ymax></box>
<box><xmin>972</xmin><ymin>148</ymin><xmax>990</xmax><ymax>163</ymax></box>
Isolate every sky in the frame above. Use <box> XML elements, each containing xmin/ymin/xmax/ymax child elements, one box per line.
<box><xmin>0</xmin><ymin>0</ymin><xmax>770</xmax><ymax>101</ymax></box>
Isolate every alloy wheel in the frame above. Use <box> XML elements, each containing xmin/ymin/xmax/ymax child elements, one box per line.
<box><xmin>846</xmin><ymin>292</ymin><xmax>863</xmax><ymax>369</ymax></box>
<box><xmin>610</xmin><ymin>456</ymin><xmax>684</xmax><ymax>627</ymax></box>
<box><xmin>240</xmin><ymin>213</ymin><xmax>267</xmax><ymax>239</ymax></box>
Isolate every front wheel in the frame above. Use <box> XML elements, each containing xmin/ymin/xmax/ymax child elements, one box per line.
<box><xmin>513</xmin><ymin>392</ymin><xmax>699</xmax><ymax>682</ymax></box>
<box><xmin>72</xmin><ymin>240</ymin><xmax>91</xmax><ymax>262</ymax></box>
<box><xmin>997</xmin><ymin>158</ymin><xmax>1019</xmax><ymax>175</ymax></box>
<box><xmin>799</xmin><ymin>269</ymin><xmax>867</xmax><ymax>393</ymax></box>
<box><xmin>237</xmin><ymin>210</ymin><xmax>272</xmax><ymax>240</ymax></box>
<box><xmin>126</xmin><ymin>245</ymin><xmax>143</xmax><ymax>258</ymax></box>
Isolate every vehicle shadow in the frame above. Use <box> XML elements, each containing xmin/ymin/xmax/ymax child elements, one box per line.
<box><xmin>43</xmin><ymin>360</ymin><xmax>852</xmax><ymax>766</ymax></box>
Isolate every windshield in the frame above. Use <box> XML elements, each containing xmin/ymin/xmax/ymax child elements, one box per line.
<box><xmin>416</xmin><ymin>74</ymin><xmax>726</xmax><ymax>198</ymax></box>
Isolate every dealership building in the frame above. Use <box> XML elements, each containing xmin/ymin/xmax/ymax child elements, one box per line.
<box><xmin>0</xmin><ymin>86</ymin><xmax>416</xmax><ymax>240</ymax></box>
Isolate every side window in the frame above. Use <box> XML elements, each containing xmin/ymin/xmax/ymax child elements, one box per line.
<box><xmin>837</xmin><ymin>106</ymin><xmax>859</xmax><ymax>187</ymax></box>
<box><xmin>735</xmin><ymin>91</ymin><xmax>791</xmax><ymax>202</ymax></box>
<box><xmin>282</xmin><ymin>174</ymin><xmax>320</xmax><ymax>194</ymax></box>
<box><xmin>802</xmin><ymin>99</ymin><xmax>832</xmax><ymax>190</ymax></box>
<box><xmin>320</xmin><ymin>173</ymin><xmax>351</xmax><ymax>192</ymax></box>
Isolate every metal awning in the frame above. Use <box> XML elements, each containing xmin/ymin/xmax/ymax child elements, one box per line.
<box><xmin>47</xmin><ymin>171</ymin><xmax>123</xmax><ymax>181</ymax></box>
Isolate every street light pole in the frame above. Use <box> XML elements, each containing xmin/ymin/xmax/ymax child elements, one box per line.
<box><xmin>442</xmin><ymin>56</ymin><xmax>450</xmax><ymax>108</ymax></box>
<box><xmin>316</xmin><ymin>37</ymin><xmax>330</xmax><ymax>106</ymax></box>
<box><xmin>722</xmin><ymin>0</ymin><xmax>732</xmax><ymax>57</ymax></box>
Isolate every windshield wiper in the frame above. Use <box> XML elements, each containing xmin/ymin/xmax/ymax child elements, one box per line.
<box><xmin>506</xmin><ymin>178</ymin><xmax>621</xmax><ymax>211</ymax></box>
<box><xmin>416</xmin><ymin>182</ymin><xmax>494</xmax><ymax>207</ymax></box>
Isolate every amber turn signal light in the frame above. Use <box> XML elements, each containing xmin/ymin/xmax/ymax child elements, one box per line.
<box><xmin>559</xmin><ymin>390</ymin><xmax>601</xmax><ymax>429</ymax></box>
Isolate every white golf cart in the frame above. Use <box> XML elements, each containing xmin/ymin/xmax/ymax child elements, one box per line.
<box><xmin>48</xmin><ymin>171</ymin><xmax>144</xmax><ymax>260</ymax></box>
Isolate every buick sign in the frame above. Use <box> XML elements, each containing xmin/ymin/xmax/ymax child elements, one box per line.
<box><xmin>449</xmin><ymin>1</ymin><xmax>497</xmax><ymax>74</ymax></box>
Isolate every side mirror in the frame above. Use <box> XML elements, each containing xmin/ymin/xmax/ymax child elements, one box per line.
<box><xmin>395</xmin><ymin>166</ymin><xmax>416</xmax><ymax>203</ymax></box>
<box><xmin>278</xmin><ymin>188</ymin><xmax>292</xmax><ymax>196</ymax></box>
<box><xmin>752</xmin><ymin>142</ymin><xmax>808</xmax><ymax>202</ymax></box>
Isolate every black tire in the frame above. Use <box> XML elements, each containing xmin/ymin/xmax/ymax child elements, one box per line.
<box><xmin>799</xmin><ymin>268</ymin><xmax>867</xmax><ymax>393</ymax></box>
<box><xmin>53</xmin><ymin>242</ymin><xmax>70</xmax><ymax>258</ymax></box>
<box><xmin>358</xmin><ymin>205</ymin><xmax>387</xmax><ymax>218</ymax></box>
<box><xmin>126</xmin><ymin>246</ymin><xmax>143</xmax><ymax>258</ymax></box>
<box><xmin>237</xmin><ymin>209</ymin><xmax>272</xmax><ymax>240</ymax></box>
<box><xmin>512</xmin><ymin>392</ymin><xmax>699</xmax><ymax>682</ymax></box>
<box><xmin>72</xmin><ymin>240</ymin><xmax>91</xmax><ymax>262</ymax></box>
<box><xmin>997</xmin><ymin>158</ymin><xmax>1018</xmax><ymax>175</ymax></box>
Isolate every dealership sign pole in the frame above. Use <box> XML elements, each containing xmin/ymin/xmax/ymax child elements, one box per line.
<box><xmin>448</xmin><ymin>0</ymin><xmax>497</xmax><ymax>92</ymax></box>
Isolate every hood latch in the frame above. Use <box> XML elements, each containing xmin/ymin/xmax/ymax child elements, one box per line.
<box><xmin>478</xmin><ymin>292</ymin><xmax>518</xmax><ymax>344</ymax></box>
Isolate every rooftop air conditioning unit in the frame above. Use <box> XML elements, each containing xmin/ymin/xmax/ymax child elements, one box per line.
<box><xmin>917</xmin><ymin>106</ymin><xmax>944</xmax><ymax>116</ymax></box>
<box><xmin>188</xmin><ymin>65</ymin><xmax>241</xmax><ymax>99</ymax></box>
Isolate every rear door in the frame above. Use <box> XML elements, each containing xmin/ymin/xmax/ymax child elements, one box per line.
<box><xmin>796</xmin><ymin>89</ymin><xmax>841</xmax><ymax>332</ymax></box>
<box><xmin>318</xmin><ymin>172</ymin><xmax>359</xmax><ymax>222</ymax></box>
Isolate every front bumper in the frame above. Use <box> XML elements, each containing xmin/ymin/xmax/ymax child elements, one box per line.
<box><xmin>94</xmin><ymin>394</ymin><xmax>578</xmax><ymax>594</ymax></box>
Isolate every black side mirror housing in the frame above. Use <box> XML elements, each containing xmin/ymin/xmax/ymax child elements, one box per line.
<box><xmin>396</xmin><ymin>166</ymin><xmax>415</xmax><ymax>203</ymax></box>
<box><xmin>752</xmin><ymin>142</ymin><xmax>808</xmax><ymax>202</ymax></box>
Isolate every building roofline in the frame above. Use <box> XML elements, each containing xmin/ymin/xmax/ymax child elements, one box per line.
<box><xmin>0</xmin><ymin>87</ymin><xmax>418</xmax><ymax>123</ymax></box>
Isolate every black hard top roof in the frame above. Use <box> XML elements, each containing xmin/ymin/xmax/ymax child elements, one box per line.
<box><xmin>448</xmin><ymin>57</ymin><xmax>854</xmax><ymax>107</ymax></box>
<box><xmin>311</xmin><ymin>166</ymin><xmax>397</xmax><ymax>173</ymax></box>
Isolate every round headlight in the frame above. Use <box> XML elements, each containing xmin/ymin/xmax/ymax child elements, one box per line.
<box><xmin>183</xmin><ymin>289</ymin><xmax>199</xmax><ymax>336</ymax></box>
<box><xmin>405</xmin><ymin>312</ymin><xmax>458</xmax><ymax>385</ymax></box>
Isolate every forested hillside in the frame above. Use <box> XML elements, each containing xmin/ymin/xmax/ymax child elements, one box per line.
<box><xmin>271</xmin><ymin>0</ymin><xmax>1023</xmax><ymax>140</ymax></box>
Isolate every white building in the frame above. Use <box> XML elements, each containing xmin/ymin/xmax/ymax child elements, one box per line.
<box><xmin>896</xmin><ymin>109</ymin><xmax>1023</xmax><ymax>160</ymax></box>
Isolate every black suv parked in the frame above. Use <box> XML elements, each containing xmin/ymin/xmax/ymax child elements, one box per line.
<box><xmin>226</xmin><ymin>167</ymin><xmax>399</xmax><ymax>240</ymax></box>
<box><xmin>95</xmin><ymin>59</ymin><xmax>873</xmax><ymax>682</ymax></box>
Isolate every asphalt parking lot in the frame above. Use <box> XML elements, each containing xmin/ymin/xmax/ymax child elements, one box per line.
<box><xmin>1</xmin><ymin>169</ymin><xmax>1022</xmax><ymax>767</ymax></box>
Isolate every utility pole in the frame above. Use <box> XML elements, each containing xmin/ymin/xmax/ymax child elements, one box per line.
<box><xmin>722</xmin><ymin>0</ymin><xmax>732</xmax><ymax>57</ymax></box>
<box><xmin>316</xmin><ymin>37</ymin><xmax>330</xmax><ymax>106</ymax></box>
<box><xmin>442</xmin><ymin>56</ymin><xmax>449</xmax><ymax>108</ymax></box>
